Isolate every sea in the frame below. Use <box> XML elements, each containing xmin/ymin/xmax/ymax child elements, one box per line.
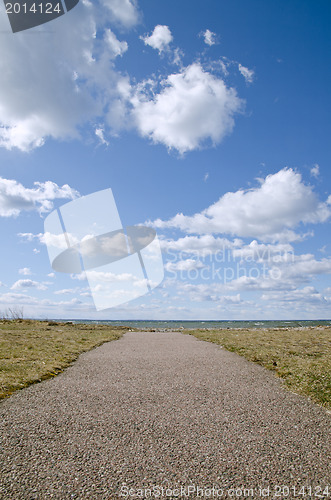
<box><xmin>63</xmin><ymin>319</ymin><xmax>331</xmax><ymax>330</ymax></box>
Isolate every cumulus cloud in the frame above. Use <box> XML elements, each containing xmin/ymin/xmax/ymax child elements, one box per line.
<box><xmin>18</xmin><ymin>233</ymin><xmax>39</xmax><ymax>242</ymax></box>
<box><xmin>0</xmin><ymin>2</ymin><xmax>246</xmax><ymax>155</ymax></box>
<box><xmin>100</xmin><ymin>0</ymin><xmax>139</xmax><ymax>28</ymax></box>
<box><xmin>19</xmin><ymin>268</ymin><xmax>32</xmax><ymax>276</ymax></box>
<box><xmin>165</xmin><ymin>258</ymin><xmax>205</xmax><ymax>273</ymax></box>
<box><xmin>153</xmin><ymin>168</ymin><xmax>331</xmax><ymax>241</ymax></box>
<box><xmin>0</xmin><ymin>292</ymin><xmax>90</xmax><ymax>312</ymax></box>
<box><xmin>18</xmin><ymin>231</ymin><xmax>79</xmax><ymax>250</ymax></box>
<box><xmin>0</xmin><ymin>0</ymin><xmax>139</xmax><ymax>151</ymax></box>
<box><xmin>141</xmin><ymin>25</ymin><xmax>173</xmax><ymax>53</ymax></box>
<box><xmin>202</xmin><ymin>29</ymin><xmax>217</xmax><ymax>46</ymax></box>
<box><xmin>104</xmin><ymin>29</ymin><xmax>128</xmax><ymax>58</ymax></box>
<box><xmin>160</xmin><ymin>235</ymin><xmax>242</xmax><ymax>256</ymax></box>
<box><xmin>11</xmin><ymin>279</ymin><xmax>47</xmax><ymax>291</ymax></box>
<box><xmin>175</xmin><ymin>281</ymin><xmax>242</xmax><ymax>303</ymax></box>
<box><xmin>54</xmin><ymin>288</ymin><xmax>81</xmax><ymax>295</ymax></box>
<box><xmin>238</xmin><ymin>64</ymin><xmax>254</xmax><ymax>83</ymax></box>
<box><xmin>172</xmin><ymin>251</ymin><xmax>331</xmax><ymax>296</ymax></box>
<box><xmin>86</xmin><ymin>270</ymin><xmax>146</xmax><ymax>285</ymax></box>
<box><xmin>310</xmin><ymin>163</ymin><xmax>320</xmax><ymax>178</ymax></box>
<box><xmin>131</xmin><ymin>63</ymin><xmax>244</xmax><ymax>153</ymax></box>
<box><xmin>0</xmin><ymin>177</ymin><xmax>79</xmax><ymax>217</ymax></box>
<box><xmin>261</xmin><ymin>286</ymin><xmax>328</xmax><ymax>305</ymax></box>
<box><xmin>162</xmin><ymin>233</ymin><xmax>331</xmax><ymax>297</ymax></box>
<box><xmin>232</xmin><ymin>241</ymin><xmax>296</xmax><ymax>264</ymax></box>
<box><xmin>275</xmin><ymin>255</ymin><xmax>331</xmax><ymax>281</ymax></box>
<box><xmin>95</xmin><ymin>127</ymin><xmax>109</xmax><ymax>146</ymax></box>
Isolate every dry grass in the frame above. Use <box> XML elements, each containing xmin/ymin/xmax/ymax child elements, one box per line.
<box><xmin>2</xmin><ymin>321</ymin><xmax>330</xmax><ymax>410</ymax></box>
<box><xmin>185</xmin><ymin>327</ymin><xmax>331</xmax><ymax>410</ymax></box>
<box><xmin>0</xmin><ymin>320</ymin><xmax>129</xmax><ymax>400</ymax></box>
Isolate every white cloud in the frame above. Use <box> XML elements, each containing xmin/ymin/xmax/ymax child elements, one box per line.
<box><xmin>104</xmin><ymin>29</ymin><xmax>128</xmax><ymax>58</ymax></box>
<box><xmin>275</xmin><ymin>255</ymin><xmax>331</xmax><ymax>281</ymax></box>
<box><xmin>19</xmin><ymin>268</ymin><xmax>32</xmax><ymax>276</ymax></box>
<box><xmin>232</xmin><ymin>241</ymin><xmax>294</xmax><ymax>262</ymax></box>
<box><xmin>0</xmin><ymin>292</ymin><xmax>91</xmax><ymax>312</ymax></box>
<box><xmin>175</xmin><ymin>281</ymin><xmax>242</xmax><ymax>303</ymax></box>
<box><xmin>70</xmin><ymin>272</ymin><xmax>87</xmax><ymax>281</ymax></box>
<box><xmin>153</xmin><ymin>168</ymin><xmax>331</xmax><ymax>241</ymax></box>
<box><xmin>165</xmin><ymin>250</ymin><xmax>331</xmax><ymax>296</ymax></box>
<box><xmin>95</xmin><ymin>127</ymin><xmax>109</xmax><ymax>146</ymax></box>
<box><xmin>238</xmin><ymin>64</ymin><xmax>254</xmax><ymax>84</ymax></box>
<box><xmin>19</xmin><ymin>231</ymin><xmax>80</xmax><ymax>250</ymax></box>
<box><xmin>165</xmin><ymin>253</ymin><xmax>296</xmax><ymax>292</ymax></box>
<box><xmin>0</xmin><ymin>3</ymin><xmax>245</xmax><ymax>155</ymax></box>
<box><xmin>172</xmin><ymin>48</ymin><xmax>184</xmax><ymax>66</ymax></box>
<box><xmin>18</xmin><ymin>233</ymin><xmax>40</xmax><ymax>242</ymax></box>
<box><xmin>131</xmin><ymin>63</ymin><xmax>244</xmax><ymax>154</ymax></box>
<box><xmin>310</xmin><ymin>163</ymin><xmax>320</xmax><ymax>178</ymax></box>
<box><xmin>0</xmin><ymin>292</ymin><xmax>40</xmax><ymax>306</ymax></box>
<box><xmin>54</xmin><ymin>288</ymin><xmax>81</xmax><ymax>295</ymax></box>
<box><xmin>202</xmin><ymin>29</ymin><xmax>217</xmax><ymax>46</ymax></box>
<box><xmin>141</xmin><ymin>25</ymin><xmax>173</xmax><ymax>53</ymax></box>
<box><xmin>204</xmin><ymin>173</ymin><xmax>209</xmax><ymax>182</ymax></box>
<box><xmin>219</xmin><ymin>294</ymin><xmax>241</xmax><ymax>304</ymax></box>
<box><xmin>86</xmin><ymin>270</ymin><xmax>144</xmax><ymax>284</ymax></box>
<box><xmin>0</xmin><ymin>0</ymin><xmax>139</xmax><ymax>151</ymax></box>
<box><xmin>160</xmin><ymin>235</ymin><xmax>242</xmax><ymax>256</ymax></box>
<box><xmin>261</xmin><ymin>286</ymin><xmax>328</xmax><ymax>305</ymax></box>
<box><xmin>171</xmin><ymin>268</ymin><xmax>292</xmax><ymax>298</ymax></box>
<box><xmin>0</xmin><ymin>177</ymin><xmax>79</xmax><ymax>217</ymax></box>
<box><xmin>165</xmin><ymin>258</ymin><xmax>205</xmax><ymax>273</ymax></box>
<box><xmin>48</xmin><ymin>273</ymin><xmax>55</xmax><ymax>278</ymax></box>
<box><xmin>11</xmin><ymin>279</ymin><xmax>47</xmax><ymax>291</ymax></box>
<box><xmin>100</xmin><ymin>0</ymin><xmax>139</xmax><ymax>28</ymax></box>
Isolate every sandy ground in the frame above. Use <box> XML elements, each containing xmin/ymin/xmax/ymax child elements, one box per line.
<box><xmin>0</xmin><ymin>331</ymin><xmax>330</xmax><ymax>499</ymax></box>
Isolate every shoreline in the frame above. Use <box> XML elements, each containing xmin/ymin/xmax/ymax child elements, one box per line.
<box><xmin>8</xmin><ymin>318</ymin><xmax>331</xmax><ymax>330</ymax></box>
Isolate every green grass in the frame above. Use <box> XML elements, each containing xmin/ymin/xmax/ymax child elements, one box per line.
<box><xmin>0</xmin><ymin>320</ymin><xmax>129</xmax><ymax>400</ymax></box>
<box><xmin>184</xmin><ymin>327</ymin><xmax>331</xmax><ymax>410</ymax></box>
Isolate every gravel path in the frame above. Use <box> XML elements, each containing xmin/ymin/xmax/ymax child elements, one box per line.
<box><xmin>0</xmin><ymin>331</ymin><xmax>330</xmax><ymax>500</ymax></box>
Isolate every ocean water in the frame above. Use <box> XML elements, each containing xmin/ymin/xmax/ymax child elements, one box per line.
<box><xmin>66</xmin><ymin>319</ymin><xmax>331</xmax><ymax>330</ymax></box>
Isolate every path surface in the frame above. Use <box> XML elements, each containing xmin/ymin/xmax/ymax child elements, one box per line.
<box><xmin>0</xmin><ymin>332</ymin><xmax>330</xmax><ymax>499</ymax></box>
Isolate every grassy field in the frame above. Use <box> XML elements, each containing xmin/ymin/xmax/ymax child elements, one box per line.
<box><xmin>1</xmin><ymin>321</ymin><xmax>330</xmax><ymax>411</ymax></box>
<box><xmin>0</xmin><ymin>320</ymin><xmax>129</xmax><ymax>400</ymax></box>
<box><xmin>185</xmin><ymin>327</ymin><xmax>331</xmax><ymax>411</ymax></box>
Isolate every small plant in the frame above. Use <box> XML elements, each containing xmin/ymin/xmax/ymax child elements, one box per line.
<box><xmin>1</xmin><ymin>307</ymin><xmax>24</xmax><ymax>320</ymax></box>
<box><xmin>8</xmin><ymin>307</ymin><xmax>24</xmax><ymax>320</ymax></box>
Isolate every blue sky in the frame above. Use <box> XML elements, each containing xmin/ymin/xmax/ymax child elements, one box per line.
<box><xmin>0</xmin><ymin>0</ymin><xmax>330</xmax><ymax>319</ymax></box>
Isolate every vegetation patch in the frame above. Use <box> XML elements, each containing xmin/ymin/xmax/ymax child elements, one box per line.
<box><xmin>185</xmin><ymin>327</ymin><xmax>331</xmax><ymax>410</ymax></box>
<box><xmin>0</xmin><ymin>320</ymin><xmax>129</xmax><ymax>400</ymax></box>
